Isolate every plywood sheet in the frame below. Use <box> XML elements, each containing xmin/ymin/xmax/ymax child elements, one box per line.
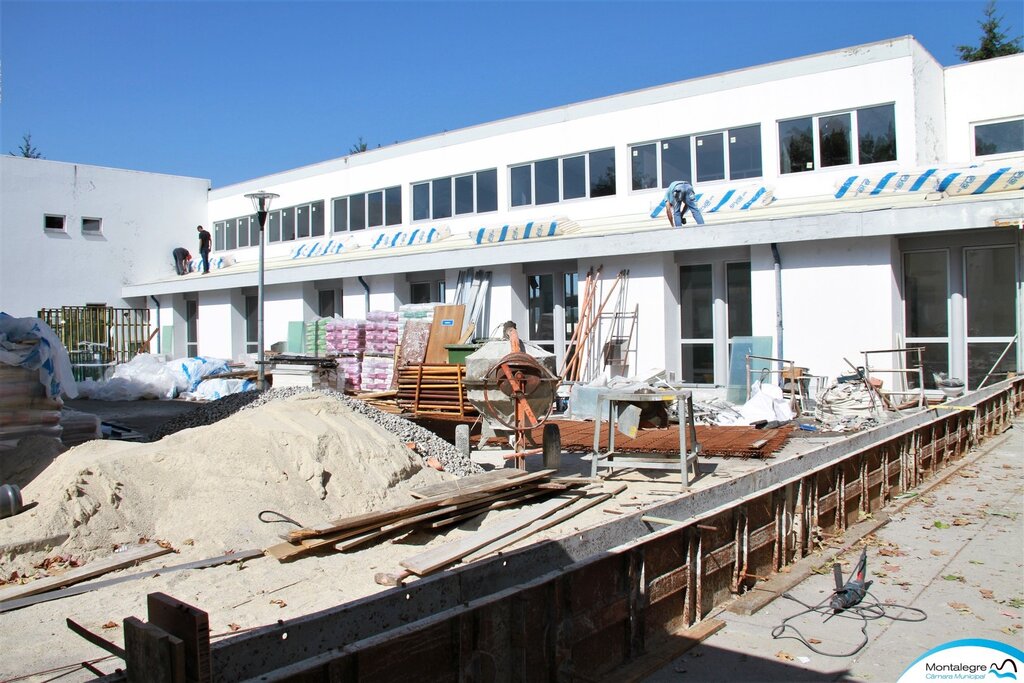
<box><xmin>424</xmin><ymin>305</ymin><xmax>466</xmax><ymax>365</ymax></box>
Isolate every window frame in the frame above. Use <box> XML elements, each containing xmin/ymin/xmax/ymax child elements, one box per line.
<box><xmin>331</xmin><ymin>187</ymin><xmax>401</xmax><ymax>233</ymax></box>
<box><xmin>81</xmin><ymin>217</ymin><xmax>103</xmax><ymax>235</ymax></box>
<box><xmin>779</xmin><ymin>103</ymin><xmax>896</xmax><ymax>175</ymax></box>
<box><xmin>509</xmin><ymin>148</ymin><xmax>617</xmax><ymax>208</ymax></box>
<box><xmin>630</xmin><ymin>125</ymin><xmax>762</xmax><ymax>191</ymax></box>
<box><xmin>971</xmin><ymin>116</ymin><xmax>1024</xmax><ymax>160</ymax></box>
<box><xmin>43</xmin><ymin>214</ymin><xmax>66</xmax><ymax>232</ymax></box>
<box><xmin>411</xmin><ymin>170</ymin><xmax>499</xmax><ymax>222</ymax></box>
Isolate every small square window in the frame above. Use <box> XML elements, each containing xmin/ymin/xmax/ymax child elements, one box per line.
<box><xmin>82</xmin><ymin>217</ymin><xmax>102</xmax><ymax>234</ymax></box>
<box><xmin>44</xmin><ymin>214</ymin><xmax>66</xmax><ymax>231</ymax></box>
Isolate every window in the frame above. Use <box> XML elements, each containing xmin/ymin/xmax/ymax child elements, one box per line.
<box><xmin>726</xmin><ymin>262</ymin><xmax>752</xmax><ymax>338</ymax></box>
<box><xmin>244</xmin><ymin>295</ymin><xmax>258</xmax><ymax>354</ymax></box>
<box><xmin>413</xmin><ymin>170</ymin><xmax>498</xmax><ymax>221</ymax></box>
<box><xmin>318</xmin><ymin>289</ymin><xmax>336</xmax><ymax>318</ymax></box>
<box><xmin>82</xmin><ymin>217</ymin><xmax>102</xmax><ymax>234</ymax></box>
<box><xmin>965</xmin><ymin>246</ymin><xmax>1017</xmax><ymax>388</ymax></box>
<box><xmin>974</xmin><ymin>118</ymin><xmax>1024</xmax><ymax>157</ymax></box>
<box><xmin>780</xmin><ymin>104</ymin><xmax>896</xmax><ymax>174</ymax></box>
<box><xmin>631</xmin><ymin>126</ymin><xmax>761</xmax><ymax>190</ymax></box>
<box><xmin>903</xmin><ymin>250</ymin><xmax>949</xmax><ymax>390</ymax></box>
<box><xmin>333</xmin><ymin>187</ymin><xmax>401</xmax><ymax>231</ymax></box>
<box><xmin>214</xmin><ymin>223</ymin><xmax>225</xmax><ymax>251</ymax></box>
<box><xmin>44</xmin><ymin>214</ymin><xmax>66</xmax><ymax>231</ymax></box>
<box><xmin>511</xmin><ymin>149</ymin><xmax>616</xmax><ymax>207</ymax></box>
<box><xmin>680</xmin><ymin>264</ymin><xmax>714</xmax><ymax>384</ymax></box>
<box><xmin>186</xmin><ymin>299</ymin><xmax>199</xmax><ymax>357</ymax></box>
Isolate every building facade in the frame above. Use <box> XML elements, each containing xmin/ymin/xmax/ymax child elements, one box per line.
<box><xmin>3</xmin><ymin>37</ymin><xmax>1021</xmax><ymax>389</ymax></box>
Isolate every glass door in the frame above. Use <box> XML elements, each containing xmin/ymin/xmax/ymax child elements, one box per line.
<box><xmin>965</xmin><ymin>246</ymin><xmax>1017</xmax><ymax>388</ymax></box>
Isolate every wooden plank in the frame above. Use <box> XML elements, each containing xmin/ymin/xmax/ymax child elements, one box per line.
<box><xmin>425</xmin><ymin>487</ymin><xmax>557</xmax><ymax>529</ymax></box>
<box><xmin>66</xmin><ymin>617</ymin><xmax>127</xmax><ymax>658</ymax></box>
<box><xmin>0</xmin><ymin>543</ymin><xmax>172</xmax><ymax>603</ymax></box>
<box><xmin>147</xmin><ymin>593</ymin><xmax>211</xmax><ymax>683</ymax></box>
<box><xmin>288</xmin><ymin>469</ymin><xmax>555</xmax><ymax>542</ymax></box>
<box><xmin>0</xmin><ymin>550</ymin><xmax>262</xmax><ymax>614</ymax></box>
<box><xmin>409</xmin><ymin>468</ymin><xmax>523</xmax><ymax>500</ymax></box>
<box><xmin>124</xmin><ymin>616</ymin><xmax>185</xmax><ymax>683</ymax></box>
<box><xmin>461</xmin><ymin>485</ymin><xmax>625</xmax><ymax>563</ymax></box>
<box><xmin>399</xmin><ymin>495</ymin><xmax>580</xmax><ymax>576</ymax></box>
<box><xmin>424</xmin><ymin>305</ymin><xmax>466</xmax><ymax>364</ymax></box>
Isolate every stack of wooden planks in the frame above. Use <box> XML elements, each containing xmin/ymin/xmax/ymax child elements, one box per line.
<box><xmin>266</xmin><ymin>470</ymin><xmax>621</xmax><ymax>573</ymax></box>
<box><xmin>395</xmin><ymin>364</ymin><xmax>477</xmax><ymax>417</ymax></box>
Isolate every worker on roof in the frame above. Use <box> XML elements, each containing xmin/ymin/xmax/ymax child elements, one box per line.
<box><xmin>172</xmin><ymin>247</ymin><xmax>192</xmax><ymax>276</ymax></box>
<box><xmin>664</xmin><ymin>180</ymin><xmax>705</xmax><ymax>227</ymax></box>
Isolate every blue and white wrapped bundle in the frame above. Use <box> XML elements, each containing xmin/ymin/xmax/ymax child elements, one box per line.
<box><xmin>835</xmin><ymin>164</ymin><xmax>1024</xmax><ymax>199</ymax></box>
<box><xmin>371</xmin><ymin>226</ymin><xmax>451</xmax><ymax>250</ymax></box>
<box><xmin>471</xmin><ymin>220</ymin><xmax>561</xmax><ymax>244</ymax></box>
<box><xmin>291</xmin><ymin>239</ymin><xmax>350</xmax><ymax>259</ymax></box>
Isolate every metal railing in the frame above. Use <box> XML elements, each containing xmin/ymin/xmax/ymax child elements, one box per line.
<box><xmin>38</xmin><ymin>306</ymin><xmax>152</xmax><ymax>380</ymax></box>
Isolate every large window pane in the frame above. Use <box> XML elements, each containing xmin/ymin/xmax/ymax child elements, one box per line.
<box><xmin>728</xmin><ymin>125</ymin><xmax>762</xmax><ymax>179</ymax></box>
<box><xmin>563</xmin><ymin>272</ymin><xmax>578</xmax><ymax>340</ymax></box>
<box><xmin>225</xmin><ymin>218</ymin><xmax>237</xmax><ymax>250</ymax></box>
<box><xmin>249</xmin><ymin>214</ymin><xmax>260</xmax><ymax>245</ymax></box>
<box><xmin>268</xmin><ymin>210</ymin><xmax>281</xmax><ymax>242</ymax></box>
<box><xmin>680</xmin><ymin>264</ymin><xmax>713</xmax><ymax>339</ymax></box>
<box><xmin>476</xmin><ymin>169</ymin><xmax>497</xmax><ymax>212</ymax></box>
<box><xmin>819</xmin><ymin>113</ymin><xmax>852</xmax><ymax>167</ymax></box>
<box><xmin>968</xmin><ymin>342</ymin><xmax>1017</xmax><ymax>389</ymax></box>
<box><xmin>455</xmin><ymin>175</ymin><xmax>474</xmax><ymax>214</ymax></box>
<box><xmin>412</xmin><ymin>183</ymin><xmax>430</xmax><ymax>221</ymax></box>
<box><xmin>281</xmin><ymin>209</ymin><xmax>295</xmax><ymax>241</ymax></box>
<box><xmin>367</xmin><ymin>191</ymin><xmax>384</xmax><ymax>227</ymax></box>
<box><xmin>562</xmin><ymin>155</ymin><xmax>586</xmax><ymax>200</ymax></box>
<box><xmin>904</xmin><ymin>251</ymin><xmax>948</xmax><ymax>337</ymax></box>
<box><xmin>311</xmin><ymin>201</ymin><xmax>325</xmax><ymax>236</ymax></box>
<box><xmin>966</xmin><ymin>247</ymin><xmax>1016</xmax><ymax>336</ymax></box>
<box><xmin>682</xmin><ymin>344</ymin><xmax>714</xmax><ymax>384</ymax></box>
<box><xmin>385</xmin><ymin>187</ymin><xmax>401</xmax><ymax>225</ymax></box>
<box><xmin>528</xmin><ymin>274</ymin><xmax>554</xmax><ymax>341</ymax></box>
<box><xmin>696</xmin><ymin>133</ymin><xmax>725</xmax><ymax>182</ymax></box>
<box><xmin>237</xmin><ymin>217</ymin><xmax>250</xmax><ymax>248</ymax></box>
<box><xmin>726</xmin><ymin>262</ymin><xmax>752</xmax><ymax>337</ymax></box>
<box><xmin>245</xmin><ymin>295</ymin><xmax>258</xmax><ymax>354</ymax></box>
<box><xmin>535</xmin><ymin>159</ymin><xmax>559</xmax><ymax>205</ymax></box>
<box><xmin>432</xmin><ymin>177</ymin><xmax>452</xmax><ymax>219</ymax></box>
<box><xmin>907</xmin><ymin>343</ymin><xmax>949</xmax><ymax>390</ymax></box>
<box><xmin>661</xmin><ymin>136</ymin><xmax>691</xmax><ymax>186</ymax></box>
<box><xmin>214</xmin><ymin>222</ymin><xmax>225</xmax><ymax>251</ymax></box>
<box><xmin>349</xmin><ymin>196</ymin><xmax>365</xmax><ymax>231</ymax></box>
<box><xmin>975</xmin><ymin>119</ymin><xmax>1024</xmax><ymax>156</ymax></box>
<box><xmin>779</xmin><ymin>117</ymin><xmax>814</xmax><ymax>173</ymax></box>
<box><xmin>296</xmin><ymin>206</ymin><xmax>310</xmax><ymax>238</ymax></box>
<box><xmin>510</xmin><ymin>165</ymin><xmax>532</xmax><ymax>207</ymax></box>
<box><xmin>631</xmin><ymin>143</ymin><xmax>658</xmax><ymax>190</ymax></box>
<box><xmin>589</xmin><ymin>148</ymin><xmax>616</xmax><ymax>197</ymax></box>
<box><xmin>332</xmin><ymin>198</ymin><xmax>348</xmax><ymax>233</ymax></box>
<box><xmin>858</xmin><ymin>104</ymin><xmax>897</xmax><ymax>164</ymax></box>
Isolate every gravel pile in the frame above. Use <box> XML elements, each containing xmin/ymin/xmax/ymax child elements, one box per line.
<box><xmin>148</xmin><ymin>388</ymin><xmax>480</xmax><ymax>476</ymax></box>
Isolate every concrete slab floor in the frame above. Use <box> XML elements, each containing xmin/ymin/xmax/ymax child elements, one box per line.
<box><xmin>644</xmin><ymin>421</ymin><xmax>1024</xmax><ymax>683</ymax></box>
<box><xmin>64</xmin><ymin>398</ymin><xmax>198</xmax><ymax>438</ymax></box>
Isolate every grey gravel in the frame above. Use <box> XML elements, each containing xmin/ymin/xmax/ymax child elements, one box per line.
<box><xmin>148</xmin><ymin>387</ymin><xmax>480</xmax><ymax>476</ymax></box>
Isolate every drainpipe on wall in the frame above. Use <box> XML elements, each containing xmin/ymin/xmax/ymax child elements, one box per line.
<box><xmin>357</xmin><ymin>276</ymin><xmax>370</xmax><ymax>316</ymax></box>
<box><xmin>150</xmin><ymin>295</ymin><xmax>161</xmax><ymax>355</ymax></box>
<box><xmin>770</xmin><ymin>243</ymin><xmax>784</xmax><ymax>384</ymax></box>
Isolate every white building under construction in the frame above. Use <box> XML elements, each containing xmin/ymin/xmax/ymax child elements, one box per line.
<box><xmin>1</xmin><ymin>36</ymin><xmax>1021</xmax><ymax>390</ymax></box>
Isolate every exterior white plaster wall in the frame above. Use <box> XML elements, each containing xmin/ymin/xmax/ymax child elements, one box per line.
<box><xmin>0</xmin><ymin>157</ymin><xmax>208</xmax><ymax>317</ymax></box>
<box><xmin>911</xmin><ymin>41</ymin><xmax>948</xmax><ymax>163</ymax></box>
<box><xmin>196</xmin><ymin>289</ymin><xmax>235</xmax><ymax>360</ymax></box>
<box><xmin>751</xmin><ymin>237</ymin><xmax>899</xmax><ymax>382</ymax></box>
<box><xmin>943</xmin><ymin>53</ymin><xmax>1024</xmax><ymax>163</ymax></box>
<box><xmin>264</xmin><ymin>283</ymin><xmax>309</xmax><ymax>351</ymax></box>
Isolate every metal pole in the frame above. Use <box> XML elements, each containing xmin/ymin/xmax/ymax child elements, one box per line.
<box><xmin>257</xmin><ymin>209</ymin><xmax>268</xmax><ymax>391</ymax></box>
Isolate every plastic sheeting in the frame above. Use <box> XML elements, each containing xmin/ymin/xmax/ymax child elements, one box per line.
<box><xmin>0</xmin><ymin>313</ymin><xmax>78</xmax><ymax>399</ymax></box>
<box><xmin>77</xmin><ymin>354</ymin><xmax>230</xmax><ymax>401</ymax></box>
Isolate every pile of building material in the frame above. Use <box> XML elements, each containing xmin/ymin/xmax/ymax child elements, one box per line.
<box><xmin>0</xmin><ymin>392</ymin><xmax>461</xmax><ymax>577</ymax></box>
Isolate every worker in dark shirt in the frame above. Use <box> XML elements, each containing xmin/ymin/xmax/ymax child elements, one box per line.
<box><xmin>172</xmin><ymin>247</ymin><xmax>192</xmax><ymax>276</ymax></box>
<box><xmin>196</xmin><ymin>225</ymin><xmax>212</xmax><ymax>274</ymax></box>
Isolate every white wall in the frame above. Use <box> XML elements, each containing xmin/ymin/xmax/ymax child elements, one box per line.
<box><xmin>0</xmin><ymin>157</ymin><xmax>208</xmax><ymax>317</ymax></box>
<box><xmin>944</xmin><ymin>53</ymin><xmax>1024</xmax><ymax>163</ymax></box>
<box><xmin>197</xmin><ymin>289</ymin><xmax>235</xmax><ymax>359</ymax></box>
<box><xmin>751</xmin><ymin>237</ymin><xmax>900</xmax><ymax>382</ymax></box>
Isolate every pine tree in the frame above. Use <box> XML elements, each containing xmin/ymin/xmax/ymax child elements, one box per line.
<box><xmin>11</xmin><ymin>133</ymin><xmax>43</xmax><ymax>158</ymax></box>
<box><xmin>956</xmin><ymin>0</ymin><xmax>1022</xmax><ymax>62</ymax></box>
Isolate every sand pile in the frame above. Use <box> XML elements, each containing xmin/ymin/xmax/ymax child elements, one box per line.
<box><xmin>0</xmin><ymin>392</ymin><xmax>449</xmax><ymax>574</ymax></box>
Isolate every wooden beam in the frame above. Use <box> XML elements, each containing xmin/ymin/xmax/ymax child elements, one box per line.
<box><xmin>124</xmin><ymin>616</ymin><xmax>186</xmax><ymax>683</ymax></box>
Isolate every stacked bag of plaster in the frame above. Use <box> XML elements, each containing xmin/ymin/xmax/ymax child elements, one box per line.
<box><xmin>304</xmin><ymin>317</ymin><xmax>333</xmax><ymax>357</ymax></box>
<box><xmin>360</xmin><ymin>355</ymin><xmax>394</xmax><ymax>392</ymax></box>
<box><xmin>364</xmin><ymin>310</ymin><xmax>400</xmax><ymax>355</ymax></box>
<box><xmin>0</xmin><ymin>364</ymin><xmax>64</xmax><ymax>451</ymax></box>
<box><xmin>335</xmin><ymin>355</ymin><xmax>363</xmax><ymax>392</ymax></box>
<box><xmin>325</xmin><ymin>319</ymin><xmax>366</xmax><ymax>355</ymax></box>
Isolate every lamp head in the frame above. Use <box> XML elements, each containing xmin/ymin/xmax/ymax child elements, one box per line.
<box><xmin>245</xmin><ymin>191</ymin><xmax>280</xmax><ymax>214</ymax></box>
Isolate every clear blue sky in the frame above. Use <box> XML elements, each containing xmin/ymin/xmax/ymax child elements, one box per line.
<box><xmin>2</xmin><ymin>0</ymin><xmax>1021</xmax><ymax>188</ymax></box>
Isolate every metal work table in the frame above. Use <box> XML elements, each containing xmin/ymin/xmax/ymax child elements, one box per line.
<box><xmin>591</xmin><ymin>390</ymin><xmax>701</xmax><ymax>488</ymax></box>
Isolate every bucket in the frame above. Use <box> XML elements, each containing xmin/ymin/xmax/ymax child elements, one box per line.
<box><xmin>0</xmin><ymin>484</ymin><xmax>22</xmax><ymax>519</ymax></box>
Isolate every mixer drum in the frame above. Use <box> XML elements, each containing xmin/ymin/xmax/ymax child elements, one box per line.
<box><xmin>464</xmin><ymin>340</ymin><xmax>558</xmax><ymax>431</ymax></box>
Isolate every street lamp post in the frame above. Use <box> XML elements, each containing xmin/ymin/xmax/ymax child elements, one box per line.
<box><xmin>244</xmin><ymin>191</ymin><xmax>279</xmax><ymax>391</ymax></box>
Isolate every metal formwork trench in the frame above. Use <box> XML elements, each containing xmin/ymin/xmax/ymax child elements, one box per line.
<box><xmin>199</xmin><ymin>378</ymin><xmax>1022</xmax><ymax>682</ymax></box>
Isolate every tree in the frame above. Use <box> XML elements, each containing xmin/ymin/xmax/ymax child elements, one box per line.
<box><xmin>349</xmin><ymin>136</ymin><xmax>368</xmax><ymax>154</ymax></box>
<box><xmin>10</xmin><ymin>133</ymin><xmax>43</xmax><ymax>158</ymax></box>
<box><xmin>956</xmin><ymin>0</ymin><xmax>1022</xmax><ymax>62</ymax></box>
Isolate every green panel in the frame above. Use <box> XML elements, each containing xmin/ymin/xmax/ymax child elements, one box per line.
<box><xmin>727</xmin><ymin>336</ymin><xmax>773</xmax><ymax>404</ymax></box>
<box><xmin>161</xmin><ymin>326</ymin><xmax>173</xmax><ymax>356</ymax></box>
<box><xmin>288</xmin><ymin>321</ymin><xmax>304</xmax><ymax>354</ymax></box>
